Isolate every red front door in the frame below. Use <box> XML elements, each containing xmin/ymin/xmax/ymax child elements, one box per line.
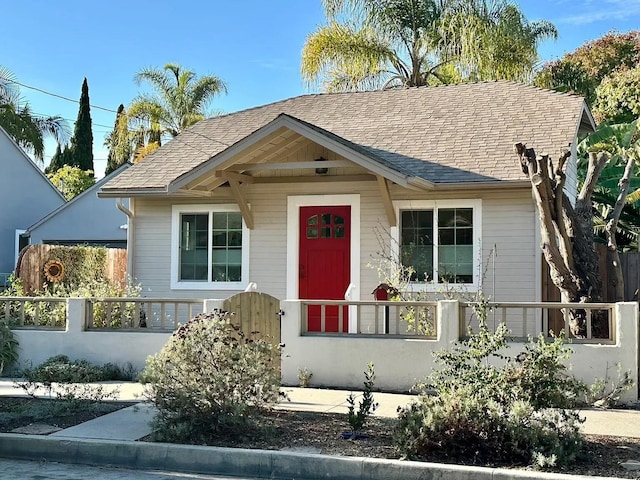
<box><xmin>299</xmin><ymin>206</ymin><xmax>350</xmax><ymax>332</ymax></box>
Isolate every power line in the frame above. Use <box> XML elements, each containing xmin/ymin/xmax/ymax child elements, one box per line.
<box><xmin>7</xmin><ymin>79</ymin><xmax>119</xmax><ymax>113</ymax></box>
<box><xmin>32</xmin><ymin>112</ymin><xmax>114</xmax><ymax>130</ymax></box>
<box><xmin>11</xmin><ymin>78</ymin><xmax>235</xmax><ymax>155</ymax></box>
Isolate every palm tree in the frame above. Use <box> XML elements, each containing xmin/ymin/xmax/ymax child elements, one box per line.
<box><xmin>303</xmin><ymin>0</ymin><xmax>452</xmax><ymax>91</ymax></box>
<box><xmin>0</xmin><ymin>66</ymin><xmax>69</xmax><ymax>162</ymax></box>
<box><xmin>128</xmin><ymin>63</ymin><xmax>227</xmax><ymax>146</ymax></box>
<box><xmin>441</xmin><ymin>0</ymin><xmax>557</xmax><ymax>81</ymax></box>
<box><xmin>302</xmin><ymin>0</ymin><xmax>557</xmax><ymax>91</ymax></box>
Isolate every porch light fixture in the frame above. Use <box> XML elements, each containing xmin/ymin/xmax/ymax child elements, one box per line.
<box><xmin>314</xmin><ymin>157</ymin><xmax>328</xmax><ymax>175</ymax></box>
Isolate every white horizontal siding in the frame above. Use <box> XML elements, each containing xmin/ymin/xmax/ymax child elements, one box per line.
<box><xmin>132</xmin><ymin>184</ymin><xmax>538</xmax><ymax>307</ymax></box>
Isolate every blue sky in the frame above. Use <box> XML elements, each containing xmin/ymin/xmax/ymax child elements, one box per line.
<box><xmin>2</xmin><ymin>0</ymin><xmax>638</xmax><ymax>177</ymax></box>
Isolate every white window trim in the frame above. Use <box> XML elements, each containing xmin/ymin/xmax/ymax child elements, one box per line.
<box><xmin>15</xmin><ymin>229</ymin><xmax>26</xmax><ymax>267</ymax></box>
<box><xmin>391</xmin><ymin>199</ymin><xmax>482</xmax><ymax>292</ymax></box>
<box><xmin>170</xmin><ymin>204</ymin><xmax>250</xmax><ymax>290</ymax></box>
<box><xmin>286</xmin><ymin>194</ymin><xmax>360</xmax><ymax>300</ymax></box>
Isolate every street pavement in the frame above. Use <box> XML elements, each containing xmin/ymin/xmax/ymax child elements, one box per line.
<box><xmin>0</xmin><ymin>458</ymin><xmax>260</xmax><ymax>480</ymax></box>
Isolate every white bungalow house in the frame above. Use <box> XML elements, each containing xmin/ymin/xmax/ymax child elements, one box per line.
<box><xmin>99</xmin><ymin>81</ymin><xmax>596</xmax><ymax>330</ymax></box>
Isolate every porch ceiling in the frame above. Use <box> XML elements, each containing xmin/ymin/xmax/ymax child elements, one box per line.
<box><xmin>169</xmin><ymin>114</ymin><xmax>431</xmax><ymax>228</ymax></box>
<box><xmin>180</xmin><ymin>130</ymin><xmax>379</xmax><ymax>195</ymax></box>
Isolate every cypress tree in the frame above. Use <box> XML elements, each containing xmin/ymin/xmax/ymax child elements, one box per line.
<box><xmin>45</xmin><ymin>143</ymin><xmax>64</xmax><ymax>174</ymax></box>
<box><xmin>46</xmin><ymin>144</ymin><xmax>73</xmax><ymax>174</ymax></box>
<box><xmin>69</xmin><ymin>78</ymin><xmax>94</xmax><ymax>173</ymax></box>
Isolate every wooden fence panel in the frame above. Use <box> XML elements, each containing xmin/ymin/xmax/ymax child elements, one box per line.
<box><xmin>14</xmin><ymin>245</ymin><xmax>127</xmax><ymax>294</ymax></box>
<box><xmin>621</xmin><ymin>252</ymin><xmax>640</xmax><ymax>301</ymax></box>
<box><xmin>543</xmin><ymin>244</ymin><xmax>640</xmax><ymax>304</ymax></box>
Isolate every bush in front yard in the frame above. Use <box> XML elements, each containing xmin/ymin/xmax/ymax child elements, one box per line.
<box><xmin>141</xmin><ymin>311</ymin><xmax>281</xmax><ymax>444</ymax></box>
<box><xmin>394</xmin><ymin>299</ymin><xmax>586</xmax><ymax>468</ymax></box>
<box><xmin>22</xmin><ymin>355</ymin><xmax>137</xmax><ymax>384</ymax></box>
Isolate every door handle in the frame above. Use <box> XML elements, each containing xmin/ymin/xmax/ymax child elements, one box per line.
<box><xmin>299</xmin><ymin>264</ymin><xmax>305</xmax><ymax>279</ymax></box>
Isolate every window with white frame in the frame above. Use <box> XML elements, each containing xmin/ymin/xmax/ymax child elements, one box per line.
<box><xmin>171</xmin><ymin>205</ymin><xmax>249</xmax><ymax>290</ymax></box>
<box><xmin>394</xmin><ymin>201</ymin><xmax>481</xmax><ymax>286</ymax></box>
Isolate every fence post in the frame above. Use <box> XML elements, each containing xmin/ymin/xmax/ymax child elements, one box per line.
<box><xmin>437</xmin><ymin>300</ymin><xmax>460</xmax><ymax>346</ymax></box>
<box><xmin>66</xmin><ymin>298</ymin><xmax>86</xmax><ymax>333</ymax></box>
<box><xmin>203</xmin><ymin>299</ymin><xmax>225</xmax><ymax>313</ymax></box>
<box><xmin>615</xmin><ymin>302</ymin><xmax>639</xmax><ymax>403</ymax></box>
<box><xmin>280</xmin><ymin>300</ymin><xmax>302</xmax><ymax>386</ymax></box>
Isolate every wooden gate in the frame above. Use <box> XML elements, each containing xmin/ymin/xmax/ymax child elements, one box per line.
<box><xmin>222</xmin><ymin>291</ymin><xmax>281</xmax><ymax>365</ymax></box>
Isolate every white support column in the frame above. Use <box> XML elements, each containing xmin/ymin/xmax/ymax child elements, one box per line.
<box><xmin>66</xmin><ymin>298</ymin><xmax>86</xmax><ymax>333</ymax></box>
<box><xmin>615</xmin><ymin>302</ymin><xmax>639</xmax><ymax>403</ymax></box>
<box><xmin>280</xmin><ymin>300</ymin><xmax>303</xmax><ymax>386</ymax></box>
<box><xmin>437</xmin><ymin>300</ymin><xmax>460</xmax><ymax>347</ymax></box>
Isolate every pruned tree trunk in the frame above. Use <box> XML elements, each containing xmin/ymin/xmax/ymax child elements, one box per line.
<box><xmin>605</xmin><ymin>155</ymin><xmax>635</xmax><ymax>302</ymax></box>
<box><xmin>515</xmin><ymin>143</ymin><xmax>610</xmax><ymax>337</ymax></box>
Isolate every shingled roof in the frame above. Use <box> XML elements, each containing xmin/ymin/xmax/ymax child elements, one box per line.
<box><xmin>101</xmin><ymin>81</ymin><xmax>594</xmax><ymax>195</ymax></box>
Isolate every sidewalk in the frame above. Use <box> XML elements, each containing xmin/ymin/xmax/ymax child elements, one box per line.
<box><xmin>1</xmin><ymin>379</ymin><xmax>639</xmax><ymax>440</ymax></box>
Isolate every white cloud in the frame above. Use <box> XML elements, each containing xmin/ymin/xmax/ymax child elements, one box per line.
<box><xmin>559</xmin><ymin>0</ymin><xmax>640</xmax><ymax>25</ymax></box>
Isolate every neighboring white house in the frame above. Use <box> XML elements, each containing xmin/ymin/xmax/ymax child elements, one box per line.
<box><xmin>0</xmin><ymin>127</ymin><xmax>65</xmax><ymax>285</ymax></box>
<box><xmin>21</xmin><ymin>163</ymin><xmax>131</xmax><ymax>249</ymax></box>
<box><xmin>100</xmin><ymin>81</ymin><xmax>596</xmax><ymax>329</ymax></box>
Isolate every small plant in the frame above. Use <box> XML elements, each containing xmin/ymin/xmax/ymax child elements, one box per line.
<box><xmin>14</xmin><ymin>356</ymin><xmax>122</xmax><ymax>408</ymax></box>
<box><xmin>298</xmin><ymin>368</ymin><xmax>313</xmax><ymax>388</ymax></box>
<box><xmin>346</xmin><ymin>362</ymin><xmax>378</xmax><ymax>436</ymax></box>
<box><xmin>586</xmin><ymin>362</ymin><xmax>635</xmax><ymax>408</ymax></box>
<box><xmin>0</xmin><ymin>323</ymin><xmax>19</xmax><ymax>374</ymax></box>
<box><xmin>16</xmin><ymin>355</ymin><xmax>136</xmax><ymax>399</ymax></box>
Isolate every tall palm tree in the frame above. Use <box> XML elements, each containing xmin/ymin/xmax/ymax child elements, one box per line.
<box><xmin>302</xmin><ymin>0</ymin><xmax>557</xmax><ymax>91</ymax></box>
<box><xmin>441</xmin><ymin>0</ymin><xmax>557</xmax><ymax>81</ymax></box>
<box><xmin>0</xmin><ymin>66</ymin><xmax>69</xmax><ymax>162</ymax></box>
<box><xmin>128</xmin><ymin>63</ymin><xmax>227</xmax><ymax>145</ymax></box>
<box><xmin>303</xmin><ymin>0</ymin><xmax>452</xmax><ymax>91</ymax></box>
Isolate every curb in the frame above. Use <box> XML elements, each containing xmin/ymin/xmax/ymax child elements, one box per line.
<box><xmin>0</xmin><ymin>433</ymin><xmax>622</xmax><ymax>480</ymax></box>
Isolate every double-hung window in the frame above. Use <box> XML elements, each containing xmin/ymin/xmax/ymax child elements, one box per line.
<box><xmin>171</xmin><ymin>205</ymin><xmax>249</xmax><ymax>290</ymax></box>
<box><xmin>394</xmin><ymin>200</ymin><xmax>481</xmax><ymax>288</ymax></box>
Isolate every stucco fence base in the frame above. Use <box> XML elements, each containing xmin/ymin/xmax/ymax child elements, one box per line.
<box><xmin>9</xmin><ymin>299</ymin><xmax>639</xmax><ymax>404</ymax></box>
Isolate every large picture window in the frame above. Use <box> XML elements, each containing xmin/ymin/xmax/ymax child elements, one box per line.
<box><xmin>171</xmin><ymin>205</ymin><xmax>249</xmax><ymax>290</ymax></box>
<box><xmin>395</xmin><ymin>201</ymin><xmax>480</xmax><ymax>287</ymax></box>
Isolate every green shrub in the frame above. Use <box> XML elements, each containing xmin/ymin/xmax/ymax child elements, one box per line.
<box><xmin>1</xmin><ymin>275</ymin><xmax>142</xmax><ymax>328</ymax></box>
<box><xmin>394</xmin><ymin>299</ymin><xmax>586</xmax><ymax>468</ymax></box>
<box><xmin>346</xmin><ymin>362</ymin><xmax>378</xmax><ymax>434</ymax></box>
<box><xmin>141</xmin><ymin>311</ymin><xmax>281</xmax><ymax>444</ymax></box>
<box><xmin>0</xmin><ymin>323</ymin><xmax>19</xmax><ymax>374</ymax></box>
<box><xmin>21</xmin><ymin>355</ymin><xmax>136</xmax><ymax>385</ymax></box>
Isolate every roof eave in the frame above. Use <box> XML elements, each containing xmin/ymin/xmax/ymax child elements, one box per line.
<box><xmin>431</xmin><ymin>179</ymin><xmax>531</xmax><ymax>190</ymax></box>
<box><xmin>407</xmin><ymin>177</ymin><xmax>435</xmax><ymax>190</ymax></box>
<box><xmin>97</xmin><ymin>187</ymin><xmax>169</xmax><ymax>198</ymax></box>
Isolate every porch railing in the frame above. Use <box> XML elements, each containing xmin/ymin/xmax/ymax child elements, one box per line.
<box><xmin>300</xmin><ymin>300</ymin><xmax>438</xmax><ymax>338</ymax></box>
<box><xmin>85</xmin><ymin>297</ymin><xmax>204</xmax><ymax>331</ymax></box>
<box><xmin>459</xmin><ymin>302</ymin><xmax>616</xmax><ymax>344</ymax></box>
<box><xmin>0</xmin><ymin>296</ymin><xmax>67</xmax><ymax>329</ymax></box>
